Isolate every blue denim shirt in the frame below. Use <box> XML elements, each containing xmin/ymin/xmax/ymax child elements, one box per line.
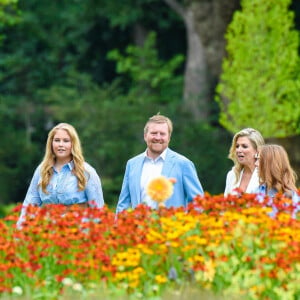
<box><xmin>256</xmin><ymin>184</ymin><xmax>300</xmax><ymax>218</ymax></box>
<box><xmin>17</xmin><ymin>161</ymin><xmax>104</xmax><ymax>226</ymax></box>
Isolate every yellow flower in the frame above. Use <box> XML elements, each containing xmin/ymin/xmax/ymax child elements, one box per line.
<box><xmin>111</xmin><ymin>248</ymin><xmax>141</xmax><ymax>267</ymax></box>
<box><xmin>137</xmin><ymin>244</ymin><xmax>155</xmax><ymax>255</ymax></box>
<box><xmin>188</xmin><ymin>254</ymin><xmax>204</xmax><ymax>263</ymax></box>
<box><xmin>128</xmin><ymin>279</ymin><xmax>139</xmax><ymax>288</ymax></box>
<box><xmin>155</xmin><ymin>275</ymin><xmax>168</xmax><ymax>284</ymax></box>
<box><xmin>186</xmin><ymin>235</ymin><xmax>208</xmax><ymax>245</ymax></box>
<box><xmin>203</xmin><ymin>259</ymin><xmax>215</xmax><ymax>282</ymax></box>
<box><xmin>132</xmin><ymin>267</ymin><xmax>145</xmax><ymax>275</ymax></box>
<box><xmin>146</xmin><ymin>176</ymin><xmax>174</xmax><ymax>202</ymax></box>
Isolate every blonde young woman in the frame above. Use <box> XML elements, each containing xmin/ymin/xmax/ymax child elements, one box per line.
<box><xmin>17</xmin><ymin>123</ymin><xmax>104</xmax><ymax>227</ymax></box>
<box><xmin>255</xmin><ymin>144</ymin><xmax>299</xmax><ymax>201</ymax></box>
<box><xmin>224</xmin><ymin>128</ymin><xmax>265</xmax><ymax>196</ymax></box>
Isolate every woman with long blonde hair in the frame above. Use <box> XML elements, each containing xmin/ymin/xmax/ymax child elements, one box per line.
<box><xmin>224</xmin><ymin>128</ymin><xmax>265</xmax><ymax>196</ymax></box>
<box><xmin>17</xmin><ymin>123</ymin><xmax>104</xmax><ymax>227</ymax></box>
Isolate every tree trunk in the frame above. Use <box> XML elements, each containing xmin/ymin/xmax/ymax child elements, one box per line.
<box><xmin>163</xmin><ymin>0</ymin><xmax>209</xmax><ymax>120</ymax></box>
<box><xmin>132</xmin><ymin>22</ymin><xmax>148</xmax><ymax>47</ymax></box>
<box><xmin>163</xmin><ymin>0</ymin><xmax>240</xmax><ymax>121</ymax></box>
<box><xmin>192</xmin><ymin>1</ymin><xmax>240</xmax><ymax>78</ymax></box>
<box><xmin>183</xmin><ymin>7</ymin><xmax>209</xmax><ymax>120</ymax></box>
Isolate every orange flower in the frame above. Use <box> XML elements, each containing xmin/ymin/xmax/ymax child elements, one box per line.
<box><xmin>146</xmin><ymin>176</ymin><xmax>175</xmax><ymax>203</ymax></box>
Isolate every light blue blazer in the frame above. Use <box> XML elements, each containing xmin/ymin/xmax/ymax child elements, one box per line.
<box><xmin>116</xmin><ymin>148</ymin><xmax>204</xmax><ymax>213</ymax></box>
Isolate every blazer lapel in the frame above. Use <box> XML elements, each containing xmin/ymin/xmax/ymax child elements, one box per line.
<box><xmin>131</xmin><ymin>154</ymin><xmax>145</xmax><ymax>205</ymax></box>
<box><xmin>162</xmin><ymin>149</ymin><xmax>175</xmax><ymax>177</ymax></box>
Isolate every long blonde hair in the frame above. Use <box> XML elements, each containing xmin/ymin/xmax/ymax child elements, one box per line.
<box><xmin>258</xmin><ymin>144</ymin><xmax>297</xmax><ymax>197</ymax></box>
<box><xmin>228</xmin><ymin>128</ymin><xmax>265</xmax><ymax>183</ymax></box>
<box><xmin>39</xmin><ymin>123</ymin><xmax>87</xmax><ymax>193</ymax></box>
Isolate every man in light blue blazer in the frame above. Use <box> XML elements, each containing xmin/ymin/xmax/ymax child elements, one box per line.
<box><xmin>116</xmin><ymin>114</ymin><xmax>204</xmax><ymax>213</ymax></box>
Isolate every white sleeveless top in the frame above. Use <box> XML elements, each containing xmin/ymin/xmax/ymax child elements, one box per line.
<box><xmin>224</xmin><ymin>167</ymin><xmax>259</xmax><ymax>196</ymax></box>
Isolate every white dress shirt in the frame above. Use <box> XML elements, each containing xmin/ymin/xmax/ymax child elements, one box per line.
<box><xmin>140</xmin><ymin>149</ymin><xmax>167</xmax><ymax>208</ymax></box>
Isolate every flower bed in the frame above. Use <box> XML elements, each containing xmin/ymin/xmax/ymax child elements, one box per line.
<box><xmin>1</xmin><ymin>192</ymin><xmax>300</xmax><ymax>299</ymax></box>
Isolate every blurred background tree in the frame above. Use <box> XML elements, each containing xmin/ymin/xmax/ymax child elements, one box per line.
<box><xmin>0</xmin><ymin>0</ymin><xmax>19</xmax><ymax>33</ymax></box>
<box><xmin>0</xmin><ymin>0</ymin><xmax>299</xmax><ymax>207</ymax></box>
<box><xmin>216</xmin><ymin>0</ymin><xmax>300</xmax><ymax>137</ymax></box>
<box><xmin>216</xmin><ymin>0</ymin><xmax>300</xmax><ymax>177</ymax></box>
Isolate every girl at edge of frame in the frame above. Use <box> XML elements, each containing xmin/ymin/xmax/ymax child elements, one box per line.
<box><xmin>17</xmin><ymin>122</ymin><xmax>104</xmax><ymax>228</ymax></box>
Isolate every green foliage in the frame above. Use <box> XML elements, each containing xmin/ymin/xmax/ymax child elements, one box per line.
<box><xmin>0</xmin><ymin>0</ymin><xmax>20</xmax><ymax>44</ymax></box>
<box><xmin>87</xmin><ymin>0</ymin><xmax>177</xmax><ymax>30</ymax></box>
<box><xmin>171</xmin><ymin>116</ymin><xmax>232</xmax><ymax>195</ymax></box>
<box><xmin>107</xmin><ymin>32</ymin><xmax>185</xmax><ymax>103</ymax></box>
<box><xmin>216</xmin><ymin>0</ymin><xmax>300</xmax><ymax>138</ymax></box>
<box><xmin>0</xmin><ymin>203</ymin><xmax>15</xmax><ymax>218</ymax></box>
<box><xmin>93</xmin><ymin>0</ymin><xmax>152</xmax><ymax>28</ymax></box>
<box><xmin>0</xmin><ymin>95</ymin><xmax>44</xmax><ymax>204</ymax></box>
<box><xmin>3</xmin><ymin>0</ymin><xmax>91</xmax><ymax>87</ymax></box>
<box><xmin>0</xmin><ymin>0</ymin><xmax>19</xmax><ymax>25</ymax></box>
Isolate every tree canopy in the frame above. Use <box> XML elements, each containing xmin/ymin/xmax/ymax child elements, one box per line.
<box><xmin>216</xmin><ymin>0</ymin><xmax>300</xmax><ymax>138</ymax></box>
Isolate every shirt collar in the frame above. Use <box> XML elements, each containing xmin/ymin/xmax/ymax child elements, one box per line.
<box><xmin>68</xmin><ymin>160</ymin><xmax>75</xmax><ymax>170</ymax></box>
<box><xmin>52</xmin><ymin>160</ymin><xmax>74</xmax><ymax>172</ymax></box>
<box><xmin>143</xmin><ymin>148</ymin><xmax>167</xmax><ymax>161</ymax></box>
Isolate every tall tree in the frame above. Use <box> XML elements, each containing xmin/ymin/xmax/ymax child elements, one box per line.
<box><xmin>163</xmin><ymin>0</ymin><xmax>209</xmax><ymax>120</ymax></box>
<box><xmin>216</xmin><ymin>0</ymin><xmax>300</xmax><ymax>177</ymax></box>
<box><xmin>216</xmin><ymin>0</ymin><xmax>300</xmax><ymax>138</ymax></box>
<box><xmin>163</xmin><ymin>0</ymin><xmax>240</xmax><ymax>120</ymax></box>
